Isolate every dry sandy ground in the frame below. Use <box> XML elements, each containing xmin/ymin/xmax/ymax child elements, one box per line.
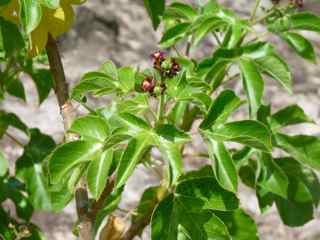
<box><xmin>1</xmin><ymin>0</ymin><xmax>320</xmax><ymax>239</ymax></box>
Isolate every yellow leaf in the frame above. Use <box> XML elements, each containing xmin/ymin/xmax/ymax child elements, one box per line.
<box><xmin>45</xmin><ymin>2</ymin><xmax>75</xmax><ymax>38</ymax></box>
<box><xmin>30</xmin><ymin>2</ymin><xmax>75</xmax><ymax>55</ymax></box>
<box><xmin>0</xmin><ymin>0</ymin><xmax>20</xmax><ymax>25</ymax></box>
<box><xmin>30</xmin><ymin>20</ymin><xmax>49</xmax><ymax>56</ymax></box>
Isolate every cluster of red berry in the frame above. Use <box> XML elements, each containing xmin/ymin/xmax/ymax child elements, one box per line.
<box><xmin>141</xmin><ymin>51</ymin><xmax>181</xmax><ymax>95</ymax></box>
<box><xmin>291</xmin><ymin>0</ymin><xmax>303</xmax><ymax>8</ymax></box>
<box><xmin>272</xmin><ymin>0</ymin><xmax>303</xmax><ymax>8</ymax></box>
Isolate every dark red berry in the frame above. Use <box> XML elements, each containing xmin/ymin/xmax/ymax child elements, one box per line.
<box><xmin>169</xmin><ymin>58</ymin><xmax>181</xmax><ymax>77</ymax></box>
<box><xmin>151</xmin><ymin>51</ymin><xmax>165</xmax><ymax>61</ymax></box>
<box><xmin>141</xmin><ymin>76</ymin><xmax>156</xmax><ymax>93</ymax></box>
<box><xmin>271</xmin><ymin>0</ymin><xmax>281</xmax><ymax>4</ymax></box>
<box><xmin>289</xmin><ymin>0</ymin><xmax>303</xmax><ymax>8</ymax></box>
<box><xmin>151</xmin><ymin>51</ymin><xmax>166</xmax><ymax>71</ymax></box>
<box><xmin>296</xmin><ymin>0</ymin><xmax>303</xmax><ymax>8</ymax></box>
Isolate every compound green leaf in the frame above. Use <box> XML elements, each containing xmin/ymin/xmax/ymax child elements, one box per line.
<box><xmin>168</xmin><ymin>102</ymin><xmax>188</xmax><ymax>127</ymax></box>
<box><xmin>158</xmin><ymin>141</ymin><xmax>183</xmax><ymax>184</ymax></box>
<box><xmin>165</xmin><ymin>2</ymin><xmax>197</xmax><ymax>20</ymax></box>
<box><xmin>144</xmin><ymin>0</ymin><xmax>165</xmax><ymax>30</ymax></box>
<box><xmin>69</xmin><ymin>115</ymin><xmax>110</xmax><ymax>142</ymax></box>
<box><xmin>21</xmin><ymin>0</ymin><xmax>42</xmax><ymax>34</ymax></box>
<box><xmin>151</xmin><ymin>194</ymin><xmax>231</xmax><ymax>240</ymax></box>
<box><xmin>275</xmin><ymin>133</ymin><xmax>320</xmax><ymax>170</ymax></box>
<box><xmin>87</xmin><ymin>149</ymin><xmax>113</xmax><ymax>199</ymax></box>
<box><xmin>214</xmin><ymin>209</ymin><xmax>259</xmax><ymax>240</ymax></box>
<box><xmin>207</xmin><ymin>139</ymin><xmax>238</xmax><ymax>193</ymax></box>
<box><xmin>117</xmin><ymin>94</ymin><xmax>149</xmax><ymax>114</ymax></box>
<box><xmin>282</xmin><ymin>32</ymin><xmax>316</xmax><ymax>63</ymax></box>
<box><xmin>275</xmin><ymin>196</ymin><xmax>313</xmax><ymax>227</ymax></box>
<box><xmin>289</xmin><ymin>12</ymin><xmax>320</xmax><ymax>32</ymax></box>
<box><xmin>118</xmin><ymin>67</ymin><xmax>135</xmax><ymax>93</ymax></box>
<box><xmin>0</xmin><ymin>111</ymin><xmax>29</xmax><ymax>138</ymax></box>
<box><xmin>4</xmin><ymin>77</ymin><xmax>26</xmax><ymax>101</ymax></box>
<box><xmin>160</xmin><ymin>22</ymin><xmax>191</xmax><ymax>48</ymax></box>
<box><xmin>118</xmin><ymin>112</ymin><xmax>151</xmax><ymax>132</ymax></box>
<box><xmin>271</xmin><ymin>104</ymin><xmax>313</xmax><ymax>129</ymax></box>
<box><xmin>115</xmin><ymin>133</ymin><xmax>152</xmax><ymax>189</ymax></box>
<box><xmin>16</xmin><ymin>129</ymin><xmax>56</xmax><ymax>210</ymax></box>
<box><xmin>0</xmin><ymin>17</ymin><xmax>24</xmax><ymax>56</ymax></box>
<box><xmin>258</xmin><ymin>154</ymin><xmax>288</xmax><ymax>198</ymax></box>
<box><xmin>155</xmin><ymin>124</ymin><xmax>190</xmax><ymax>144</ymax></box>
<box><xmin>242</xmin><ymin>42</ymin><xmax>274</xmax><ymax>59</ymax></box>
<box><xmin>132</xmin><ymin>186</ymin><xmax>165</xmax><ymax>225</ymax></box>
<box><xmin>30</xmin><ymin>68</ymin><xmax>54</xmax><ymax>104</ymax></box>
<box><xmin>200</xmin><ymin>89</ymin><xmax>242</xmax><ymax>129</ymax></box>
<box><xmin>99</xmin><ymin>60</ymin><xmax>118</xmax><ymax>79</ymax></box>
<box><xmin>176</xmin><ymin>167</ymin><xmax>239</xmax><ymax>211</ymax></box>
<box><xmin>9</xmin><ymin>189</ymin><xmax>34</xmax><ymax>221</ymax></box>
<box><xmin>275</xmin><ymin>157</ymin><xmax>320</xmax><ymax>204</ymax></box>
<box><xmin>239</xmin><ymin>58</ymin><xmax>264</xmax><ymax>118</ymax></box>
<box><xmin>49</xmin><ymin>180</ymin><xmax>73</xmax><ymax>212</ymax></box>
<box><xmin>205</xmin><ymin>120</ymin><xmax>272</xmax><ymax>152</ymax></box>
<box><xmin>49</xmin><ymin>140</ymin><xmax>103</xmax><ymax>184</ymax></box>
<box><xmin>255</xmin><ymin>53</ymin><xmax>292</xmax><ymax>93</ymax></box>
<box><xmin>71</xmin><ymin>71</ymin><xmax>117</xmax><ymax>100</ymax></box>
<box><xmin>192</xmin><ymin>17</ymin><xmax>225</xmax><ymax>46</ymax></box>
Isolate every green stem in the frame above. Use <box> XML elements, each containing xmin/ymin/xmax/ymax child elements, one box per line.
<box><xmin>157</xmin><ymin>93</ymin><xmax>165</xmax><ymax>124</ymax></box>
<box><xmin>157</xmin><ymin>74</ymin><xmax>167</xmax><ymax>124</ymax></box>
<box><xmin>212</xmin><ymin>32</ymin><xmax>222</xmax><ymax>46</ymax></box>
<box><xmin>251</xmin><ymin>0</ymin><xmax>261</xmax><ymax>22</ymax></box>
<box><xmin>251</xmin><ymin>9</ymin><xmax>275</xmax><ymax>25</ymax></box>
<box><xmin>222</xmin><ymin>73</ymin><xmax>240</xmax><ymax>85</ymax></box>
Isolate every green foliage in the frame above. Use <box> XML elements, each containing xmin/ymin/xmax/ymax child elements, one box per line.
<box><xmin>21</xmin><ymin>0</ymin><xmax>42</xmax><ymax>34</ymax></box>
<box><xmin>0</xmin><ymin>17</ymin><xmax>24</xmax><ymax>57</ymax></box>
<box><xmin>16</xmin><ymin>129</ymin><xmax>56</xmax><ymax>210</ymax></box>
<box><xmin>0</xmin><ymin>0</ymin><xmax>320</xmax><ymax>239</ymax></box>
<box><xmin>143</xmin><ymin>0</ymin><xmax>165</xmax><ymax>30</ymax></box>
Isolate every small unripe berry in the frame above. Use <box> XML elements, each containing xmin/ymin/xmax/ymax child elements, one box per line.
<box><xmin>141</xmin><ymin>76</ymin><xmax>156</xmax><ymax>93</ymax></box>
<box><xmin>151</xmin><ymin>51</ymin><xmax>166</xmax><ymax>71</ymax></box>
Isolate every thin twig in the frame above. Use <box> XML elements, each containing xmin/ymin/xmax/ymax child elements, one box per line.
<box><xmin>185</xmin><ymin>35</ymin><xmax>194</xmax><ymax>57</ymax></box>
<box><xmin>222</xmin><ymin>73</ymin><xmax>240</xmax><ymax>85</ymax></box>
<box><xmin>5</xmin><ymin>132</ymin><xmax>24</xmax><ymax>147</ymax></box>
<box><xmin>121</xmin><ymin>195</ymin><xmax>161</xmax><ymax>240</ymax></box>
<box><xmin>90</xmin><ymin>175</ymin><xmax>115</xmax><ymax>220</ymax></box>
<box><xmin>185</xmin><ymin>42</ymin><xmax>191</xmax><ymax>57</ymax></box>
<box><xmin>251</xmin><ymin>0</ymin><xmax>261</xmax><ymax>22</ymax></box>
<box><xmin>46</xmin><ymin>34</ymin><xmax>92</xmax><ymax>240</ymax></box>
<box><xmin>212</xmin><ymin>32</ymin><xmax>222</xmax><ymax>46</ymax></box>
<box><xmin>173</xmin><ymin>45</ymin><xmax>183</xmax><ymax>57</ymax></box>
<box><xmin>183</xmin><ymin>152</ymin><xmax>210</xmax><ymax>159</ymax></box>
<box><xmin>251</xmin><ymin>10</ymin><xmax>274</xmax><ymax>25</ymax></box>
